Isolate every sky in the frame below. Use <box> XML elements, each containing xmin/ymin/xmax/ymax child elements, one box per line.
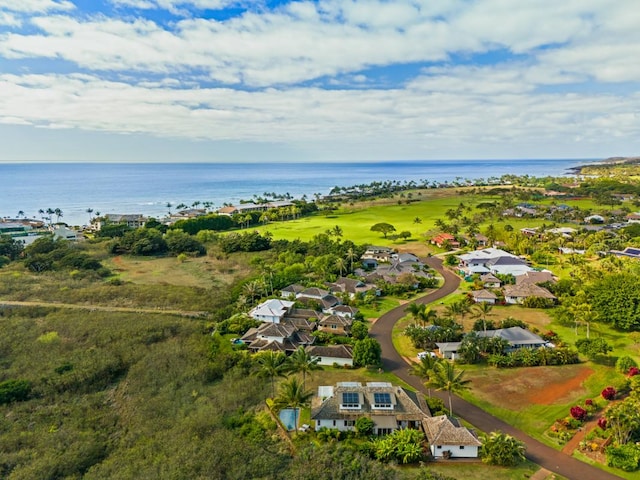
<box><xmin>0</xmin><ymin>0</ymin><xmax>639</xmax><ymax>162</ymax></box>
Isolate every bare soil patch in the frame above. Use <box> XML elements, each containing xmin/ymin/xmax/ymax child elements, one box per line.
<box><xmin>467</xmin><ymin>364</ymin><xmax>594</xmax><ymax>410</ymax></box>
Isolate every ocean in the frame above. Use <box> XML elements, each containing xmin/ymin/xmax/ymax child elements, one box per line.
<box><xmin>0</xmin><ymin>159</ymin><xmax>590</xmax><ymax>226</ymax></box>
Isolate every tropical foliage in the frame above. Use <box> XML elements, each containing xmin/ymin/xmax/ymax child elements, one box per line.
<box><xmin>480</xmin><ymin>431</ymin><xmax>526</xmax><ymax>466</ymax></box>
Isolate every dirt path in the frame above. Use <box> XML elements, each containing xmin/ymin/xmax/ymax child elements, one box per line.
<box><xmin>370</xmin><ymin>256</ymin><xmax>622</xmax><ymax>480</ymax></box>
<box><xmin>0</xmin><ymin>299</ymin><xmax>208</xmax><ymax>318</ymax></box>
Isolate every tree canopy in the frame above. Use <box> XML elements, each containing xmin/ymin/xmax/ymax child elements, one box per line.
<box><xmin>370</xmin><ymin>223</ymin><xmax>396</xmax><ymax>238</ymax></box>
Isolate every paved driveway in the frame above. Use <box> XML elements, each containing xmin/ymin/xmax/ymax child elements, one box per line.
<box><xmin>369</xmin><ymin>256</ymin><xmax>622</xmax><ymax>480</ymax></box>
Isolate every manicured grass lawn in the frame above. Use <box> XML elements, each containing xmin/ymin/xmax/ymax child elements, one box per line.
<box><xmin>358</xmin><ymin>297</ymin><xmax>401</xmax><ymax>320</ymax></box>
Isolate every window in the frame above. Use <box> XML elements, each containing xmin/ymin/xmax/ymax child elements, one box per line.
<box><xmin>332</xmin><ymin>420</ymin><xmax>336</xmax><ymax>426</ymax></box>
<box><xmin>372</xmin><ymin>392</ymin><xmax>393</xmax><ymax>409</ymax></box>
<box><xmin>460</xmin><ymin>446</ymin><xmax>465</xmax><ymax>449</ymax></box>
<box><xmin>341</xmin><ymin>392</ymin><xmax>360</xmax><ymax>409</ymax></box>
<box><xmin>331</xmin><ymin>324</ymin><xmax>337</xmax><ymax>329</ymax></box>
<box><xmin>437</xmin><ymin>446</ymin><xmax>442</xmax><ymax>449</ymax></box>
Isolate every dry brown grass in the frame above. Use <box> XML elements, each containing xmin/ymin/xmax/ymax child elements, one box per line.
<box><xmin>104</xmin><ymin>253</ymin><xmax>254</xmax><ymax>288</ymax></box>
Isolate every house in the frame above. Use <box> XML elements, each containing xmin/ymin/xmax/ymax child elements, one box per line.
<box><xmin>484</xmin><ymin>256</ymin><xmax>531</xmax><ymax>277</ymax></box>
<box><xmin>470</xmin><ymin>289</ymin><xmax>498</xmax><ymax>304</ymax></box>
<box><xmin>423</xmin><ymin>415</ymin><xmax>481</xmax><ymax>459</ymax></box>
<box><xmin>431</xmin><ymin>233</ymin><xmax>460</xmax><ymax>249</ymax></box>
<box><xmin>584</xmin><ymin>214</ymin><xmax>605</xmax><ymax>224</ymax></box>
<box><xmin>437</xmin><ymin>327</ymin><xmax>549</xmax><ymax>359</ymax></box>
<box><xmin>503</xmin><ymin>284</ymin><xmax>556</xmax><ymax>304</ymax></box>
<box><xmin>217</xmin><ymin>203</ymin><xmax>267</xmax><ymax>216</ymax></box>
<box><xmin>248</xmin><ymin>299</ymin><xmax>295</xmax><ymax>324</ymax></box>
<box><xmin>626</xmin><ymin>213</ymin><xmax>640</xmax><ymax>224</ymax></box>
<box><xmin>305</xmin><ymin>345</ymin><xmax>353</xmax><ymax>366</ymax></box>
<box><xmin>51</xmin><ymin>224</ymin><xmax>82</xmax><ymax>242</ymax></box>
<box><xmin>515</xmin><ymin>271</ymin><xmax>556</xmax><ymax>286</ymax></box>
<box><xmin>240</xmin><ymin>321</ymin><xmax>315</xmax><ymax>353</ymax></box>
<box><xmin>311</xmin><ymin>382</ymin><xmax>430</xmax><ymax>435</ymax></box>
<box><xmin>361</xmin><ymin>246</ymin><xmax>395</xmax><ymax>263</ymax></box>
<box><xmin>477</xmin><ymin>326</ymin><xmax>548</xmax><ymax>351</ymax></box>
<box><xmin>280</xmin><ymin>284</ymin><xmax>305</xmax><ymax>299</ymax></box>
<box><xmin>326</xmin><ymin>305</ymin><xmax>359</xmax><ymax>319</ymax></box>
<box><xmin>610</xmin><ymin>247</ymin><xmax>640</xmax><ymax>259</ymax></box>
<box><xmin>317</xmin><ymin>315</ymin><xmax>353</xmax><ymax>336</ymax></box>
<box><xmin>479</xmin><ymin>273</ymin><xmax>501</xmax><ymax>288</ymax></box>
<box><xmin>435</xmin><ymin>342</ymin><xmax>461</xmax><ymax>360</ymax></box>
<box><xmin>457</xmin><ymin>248</ymin><xmax>529</xmax><ymax>277</ymax></box>
<box><xmin>97</xmin><ymin>214</ymin><xmax>148</xmax><ymax>229</ymax></box>
<box><xmin>326</xmin><ymin>277</ymin><xmax>379</xmax><ymax>298</ymax></box>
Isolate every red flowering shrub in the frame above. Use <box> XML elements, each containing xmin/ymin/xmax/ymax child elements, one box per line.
<box><xmin>597</xmin><ymin>417</ymin><xmax>607</xmax><ymax>430</ymax></box>
<box><xmin>585</xmin><ymin>399</ymin><xmax>593</xmax><ymax>406</ymax></box>
<box><xmin>570</xmin><ymin>405</ymin><xmax>588</xmax><ymax>421</ymax></box>
<box><xmin>601</xmin><ymin>386</ymin><xmax>616</xmax><ymax>400</ymax></box>
<box><xmin>628</xmin><ymin>367</ymin><xmax>639</xmax><ymax>377</ymax></box>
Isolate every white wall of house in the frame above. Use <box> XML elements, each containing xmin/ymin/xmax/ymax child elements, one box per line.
<box><xmin>314</xmin><ymin>419</ymin><xmax>355</xmax><ymax>432</ymax></box>
<box><xmin>315</xmin><ymin>356</ymin><xmax>353</xmax><ymax>367</ymax></box>
<box><xmin>430</xmin><ymin>444</ymin><xmax>479</xmax><ymax>459</ymax></box>
<box><xmin>504</xmin><ymin>296</ymin><xmax>522</xmax><ymax>304</ymax></box>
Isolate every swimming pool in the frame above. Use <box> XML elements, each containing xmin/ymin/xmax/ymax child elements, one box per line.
<box><xmin>279</xmin><ymin>408</ymin><xmax>300</xmax><ymax>431</ymax></box>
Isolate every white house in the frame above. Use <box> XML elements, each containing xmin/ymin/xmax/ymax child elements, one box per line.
<box><xmin>305</xmin><ymin>345</ymin><xmax>353</xmax><ymax>366</ymax></box>
<box><xmin>423</xmin><ymin>415</ymin><xmax>481</xmax><ymax>459</ymax></box>
<box><xmin>248</xmin><ymin>299</ymin><xmax>294</xmax><ymax>324</ymax></box>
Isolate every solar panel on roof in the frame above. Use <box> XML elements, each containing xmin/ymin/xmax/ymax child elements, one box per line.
<box><xmin>373</xmin><ymin>392</ymin><xmax>392</xmax><ymax>404</ymax></box>
<box><xmin>342</xmin><ymin>392</ymin><xmax>359</xmax><ymax>404</ymax></box>
<box><xmin>626</xmin><ymin>248</ymin><xmax>640</xmax><ymax>255</ymax></box>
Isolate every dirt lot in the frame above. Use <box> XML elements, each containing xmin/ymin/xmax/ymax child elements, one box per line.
<box><xmin>467</xmin><ymin>364</ymin><xmax>594</xmax><ymax>409</ymax></box>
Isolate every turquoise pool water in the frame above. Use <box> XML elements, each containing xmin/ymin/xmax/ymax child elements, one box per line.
<box><xmin>279</xmin><ymin>408</ymin><xmax>300</xmax><ymax>431</ymax></box>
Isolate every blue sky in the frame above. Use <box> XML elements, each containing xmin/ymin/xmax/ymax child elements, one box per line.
<box><xmin>0</xmin><ymin>0</ymin><xmax>639</xmax><ymax>162</ymax></box>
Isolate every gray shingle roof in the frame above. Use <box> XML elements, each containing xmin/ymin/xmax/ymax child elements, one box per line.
<box><xmin>423</xmin><ymin>415</ymin><xmax>481</xmax><ymax>446</ymax></box>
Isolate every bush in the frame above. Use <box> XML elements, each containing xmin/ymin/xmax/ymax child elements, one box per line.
<box><xmin>606</xmin><ymin>444</ymin><xmax>640</xmax><ymax>472</ymax></box>
<box><xmin>597</xmin><ymin>417</ymin><xmax>607</xmax><ymax>430</ymax></box>
<box><xmin>601</xmin><ymin>386</ymin><xmax>617</xmax><ymax>401</ymax></box>
<box><xmin>570</xmin><ymin>405</ymin><xmax>588</xmax><ymax>421</ymax></box>
<box><xmin>616</xmin><ymin>356</ymin><xmax>638</xmax><ymax>374</ymax></box>
<box><xmin>0</xmin><ymin>379</ymin><xmax>32</xmax><ymax>404</ymax></box>
<box><xmin>628</xmin><ymin>367</ymin><xmax>640</xmax><ymax>377</ymax></box>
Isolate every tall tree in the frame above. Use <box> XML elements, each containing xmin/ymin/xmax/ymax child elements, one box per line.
<box><xmin>253</xmin><ymin>351</ymin><xmax>288</xmax><ymax>398</ymax></box>
<box><xmin>427</xmin><ymin>361</ymin><xmax>471</xmax><ymax>416</ymax></box>
<box><xmin>285</xmin><ymin>346</ymin><xmax>321</xmax><ymax>390</ymax></box>
<box><xmin>472</xmin><ymin>302</ymin><xmax>493</xmax><ymax>333</ymax></box>
<box><xmin>273</xmin><ymin>377</ymin><xmax>313</xmax><ymax>431</ymax></box>
<box><xmin>370</xmin><ymin>223</ymin><xmax>396</xmax><ymax>238</ymax></box>
<box><xmin>409</xmin><ymin>355</ymin><xmax>440</xmax><ymax>397</ymax></box>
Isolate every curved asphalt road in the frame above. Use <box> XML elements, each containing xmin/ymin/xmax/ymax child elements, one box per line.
<box><xmin>369</xmin><ymin>256</ymin><xmax>622</xmax><ymax>480</ymax></box>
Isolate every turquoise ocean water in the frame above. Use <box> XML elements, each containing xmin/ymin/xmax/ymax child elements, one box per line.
<box><xmin>0</xmin><ymin>159</ymin><xmax>590</xmax><ymax>226</ymax></box>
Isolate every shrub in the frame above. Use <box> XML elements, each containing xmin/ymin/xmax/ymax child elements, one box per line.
<box><xmin>597</xmin><ymin>417</ymin><xmax>607</xmax><ymax>430</ymax></box>
<box><xmin>570</xmin><ymin>406</ymin><xmax>588</xmax><ymax>421</ymax></box>
<box><xmin>0</xmin><ymin>379</ymin><xmax>32</xmax><ymax>404</ymax></box>
<box><xmin>606</xmin><ymin>444</ymin><xmax>640</xmax><ymax>472</ymax></box>
<box><xmin>628</xmin><ymin>367</ymin><xmax>640</xmax><ymax>377</ymax></box>
<box><xmin>616</xmin><ymin>356</ymin><xmax>638</xmax><ymax>374</ymax></box>
<box><xmin>601</xmin><ymin>386</ymin><xmax>617</xmax><ymax>401</ymax></box>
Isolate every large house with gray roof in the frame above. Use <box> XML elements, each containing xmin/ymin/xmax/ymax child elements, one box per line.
<box><xmin>311</xmin><ymin>382</ymin><xmax>431</xmax><ymax>435</ymax></box>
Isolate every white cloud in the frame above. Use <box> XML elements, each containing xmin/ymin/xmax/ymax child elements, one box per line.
<box><xmin>109</xmin><ymin>0</ymin><xmax>243</xmax><ymax>10</ymax></box>
<box><xmin>0</xmin><ymin>11</ymin><xmax>20</xmax><ymax>26</ymax></box>
<box><xmin>0</xmin><ymin>0</ymin><xmax>74</xmax><ymax>13</ymax></box>
<box><xmin>0</xmin><ymin>73</ymin><xmax>637</xmax><ymax>157</ymax></box>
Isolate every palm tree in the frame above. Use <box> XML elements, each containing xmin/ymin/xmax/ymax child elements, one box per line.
<box><xmin>285</xmin><ymin>346</ymin><xmax>321</xmax><ymax>389</ymax></box>
<box><xmin>405</xmin><ymin>303</ymin><xmax>426</xmax><ymax>324</ymax></box>
<box><xmin>334</xmin><ymin>257</ymin><xmax>347</xmax><ymax>276</ymax></box>
<box><xmin>274</xmin><ymin>377</ymin><xmax>313</xmax><ymax>431</ymax></box>
<box><xmin>253</xmin><ymin>351</ymin><xmax>288</xmax><ymax>398</ymax></box>
<box><xmin>86</xmin><ymin>208</ymin><xmax>94</xmax><ymax>224</ymax></box>
<box><xmin>345</xmin><ymin>247</ymin><xmax>359</xmax><ymax>272</ymax></box>
<box><xmin>409</xmin><ymin>355</ymin><xmax>439</xmax><ymax>397</ymax></box>
<box><xmin>480</xmin><ymin>431</ymin><xmax>526</xmax><ymax>466</ymax></box>
<box><xmin>427</xmin><ymin>361</ymin><xmax>471</xmax><ymax>416</ymax></box>
<box><xmin>472</xmin><ymin>302</ymin><xmax>493</xmax><ymax>333</ymax></box>
<box><xmin>17</xmin><ymin>210</ymin><xmax>25</xmax><ymax>218</ymax></box>
<box><xmin>54</xmin><ymin>208</ymin><xmax>63</xmax><ymax>224</ymax></box>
